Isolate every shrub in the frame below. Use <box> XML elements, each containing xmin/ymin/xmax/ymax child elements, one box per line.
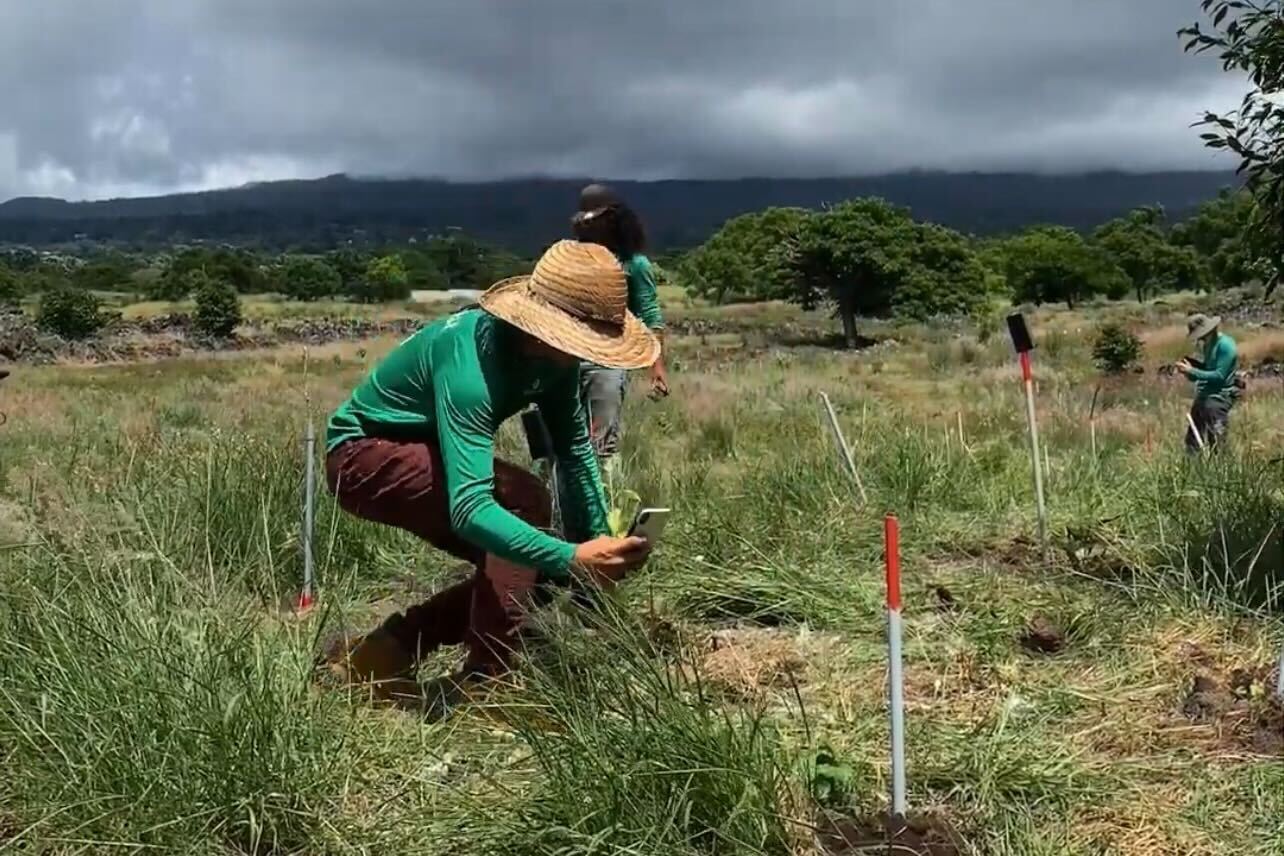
<box><xmin>192</xmin><ymin>275</ymin><xmax>242</xmax><ymax>339</ymax></box>
<box><xmin>36</xmin><ymin>287</ymin><xmax>104</xmax><ymax>339</ymax></box>
<box><xmin>1092</xmin><ymin>323</ymin><xmax>1142</xmax><ymax>374</ymax></box>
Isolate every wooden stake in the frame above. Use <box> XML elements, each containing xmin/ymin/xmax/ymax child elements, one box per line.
<box><xmin>1186</xmin><ymin>411</ymin><xmax>1205</xmax><ymax>452</ymax></box>
<box><xmin>1019</xmin><ymin>352</ymin><xmax>1049</xmax><ymax>553</ymax></box>
<box><xmin>820</xmin><ymin>393</ymin><xmax>868</xmax><ymax>504</ymax></box>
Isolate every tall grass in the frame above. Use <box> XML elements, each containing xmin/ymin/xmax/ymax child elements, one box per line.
<box><xmin>480</xmin><ymin>601</ymin><xmax>806</xmax><ymax>856</ymax></box>
<box><xmin>3</xmin><ymin>300</ymin><xmax>1283</xmax><ymax>853</ymax></box>
<box><xmin>0</xmin><ymin>547</ymin><xmax>354</xmax><ymax>852</ymax></box>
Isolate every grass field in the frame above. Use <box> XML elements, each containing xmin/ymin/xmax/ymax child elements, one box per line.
<box><xmin>1</xmin><ymin>296</ymin><xmax>1282</xmax><ymax>854</ymax></box>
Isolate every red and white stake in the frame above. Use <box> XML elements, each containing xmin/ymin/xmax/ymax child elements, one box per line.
<box><xmin>1019</xmin><ymin>351</ymin><xmax>1049</xmax><ymax>551</ymax></box>
<box><xmin>297</xmin><ymin>419</ymin><xmax>316</xmax><ymax>612</ymax></box>
<box><xmin>884</xmin><ymin>514</ymin><xmax>907</xmax><ymax>817</ymax></box>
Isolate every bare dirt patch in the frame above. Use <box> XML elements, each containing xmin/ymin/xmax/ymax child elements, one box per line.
<box><xmin>1020</xmin><ymin>614</ymin><xmax>1067</xmax><ymax>655</ymax></box>
<box><xmin>943</xmin><ymin>533</ymin><xmax>1047</xmax><ymax>572</ymax></box>
<box><xmin>814</xmin><ymin>810</ymin><xmax>963</xmax><ymax>855</ymax></box>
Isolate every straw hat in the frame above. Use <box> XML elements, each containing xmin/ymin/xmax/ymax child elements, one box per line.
<box><xmin>1187</xmin><ymin>313</ymin><xmax>1221</xmax><ymax>341</ymax></box>
<box><xmin>479</xmin><ymin>240</ymin><xmax>660</xmax><ymax>370</ymax></box>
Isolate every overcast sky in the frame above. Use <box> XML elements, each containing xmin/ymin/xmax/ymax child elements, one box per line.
<box><xmin>0</xmin><ymin>1</ymin><xmax>1243</xmax><ymax>202</ymax></box>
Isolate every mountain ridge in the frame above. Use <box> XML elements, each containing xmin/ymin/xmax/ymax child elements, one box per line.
<box><xmin>0</xmin><ymin>170</ymin><xmax>1239</xmax><ymax>252</ymax></box>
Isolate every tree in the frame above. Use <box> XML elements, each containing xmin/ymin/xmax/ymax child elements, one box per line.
<box><xmin>0</xmin><ymin>267</ymin><xmax>20</xmax><ymax>307</ymax></box>
<box><xmin>422</xmin><ymin>233</ymin><xmax>528</xmax><ymax>291</ymax></box>
<box><xmin>160</xmin><ymin>247</ymin><xmax>263</xmax><ymax>296</ymax></box>
<box><xmin>1004</xmin><ymin>226</ymin><xmax>1128</xmax><ymax>309</ymax></box>
<box><xmin>1094</xmin><ymin>206</ymin><xmax>1206</xmax><ymax>301</ymax></box>
<box><xmin>783</xmin><ymin>199</ymin><xmax>987</xmax><ymax>344</ymax></box>
<box><xmin>353</xmin><ymin>254</ymin><xmax>411</xmax><ymax>302</ymax></box>
<box><xmin>36</xmin><ymin>287</ymin><xmax>104</xmax><ymax>339</ymax></box>
<box><xmin>892</xmin><ymin>223</ymin><xmax>990</xmax><ymax>320</ymax></box>
<box><xmin>786</xmin><ymin>198</ymin><xmax>918</xmax><ymax>347</ymax></box>
<box><xmin>1181</xmin><ymin>1</ymin><xmax>1284</xmax><ymax>293</ymax></box>
<box><xmin>1170</xmin><ymin>188</ymin><xmax>1262</xmax><ymax>288</ymax></box>
<box><xmin>147</xmin><ymin>266</ymin><xmax>218</xmax><ymax>302</ymax></box>
<box><xmin>72</xmin><ymin>255</ymin><xmax>137</xmax><ymax>293</ymax></box>
<box><xmin>325</xmin><ymin>248</ymin><xmax>371</xmax><ymax>292</ymax></box>
<box><xmin>277</xmin><ymin>256</ymin><xmax>342</xmax><ymax>301</ymax></box>
<box><xmin>192</xmin><ymin>274</ymin><xmax>242</xmax><ymax>338</ymax></box>
<box><xmin>398</xmin><ymin>248</ymin><xmax>450</xmax><ymax>291</ymax></box>
<box><xmin>681</xmin><ymin>207</ymin><xmax>809</xmax><ymax>303</ymax></box>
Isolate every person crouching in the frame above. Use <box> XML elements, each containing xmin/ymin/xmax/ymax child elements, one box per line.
<box><xmin>320</xmin><ymin>240</ymin><xmax>659</xmax><ymax>713</ymax></box>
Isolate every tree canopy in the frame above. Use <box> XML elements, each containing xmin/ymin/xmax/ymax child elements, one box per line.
<box><xmin>1181</xmin><ymin>0</ymin><xmax>1284</xmax><ymax>292</ymax></box>
<box><xmin>680</xmin><ymin>207</ymin><xmax>807</xmax><ymax>304</ymax></box>
<box><xmin>1002</xmin><ymin>226</ymin><xmax>1128</xmax><ymax>309</ymax></box>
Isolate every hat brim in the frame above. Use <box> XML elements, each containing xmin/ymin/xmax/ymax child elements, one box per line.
<box><xmin>478</xmin><ymin>276</ymin><xmax>661</xmax><ymax>370</ymax></box>
<box><xmin>1188</xmin><ymin>315</ymin><xmax>1221</xmax><ymax>340</ymax></box>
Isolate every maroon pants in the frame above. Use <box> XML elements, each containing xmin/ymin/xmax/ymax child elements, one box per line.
<box><xmin>326</xmin><ymin>437</ymin><xmax>553</xmax><ymax>676</ymax></box>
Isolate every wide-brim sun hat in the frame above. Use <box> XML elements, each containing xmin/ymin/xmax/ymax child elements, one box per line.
<box><xmin>479</xmin><ymin>239</ymin><xmax>660</xmax><ymax>370</ymax></box>
<box><xmin>1187</xmin><ymin>313</ymin><xmax>1221</xmax><ymax>341</ymax></box>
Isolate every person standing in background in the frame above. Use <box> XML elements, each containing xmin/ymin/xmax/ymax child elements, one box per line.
<box><xmin>1176</xmin><ymin>313</ymin><xmax>1240</xmax><ymax>454</ymax></box>
<box><xmin>571</xmin><ymin>183</ymin><xmax>669</xmax><ymax>461</ymax></box>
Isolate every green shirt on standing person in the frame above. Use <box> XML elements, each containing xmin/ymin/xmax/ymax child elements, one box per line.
<box><xmin>1186</xmin><ymin>332</ymin><xmax>1238</xmax><ymax>405</ymax></box>
<box><xmin>327</xmin><ymin>309</ymin><xmax>610</xmax><ymax>580</ymax></box>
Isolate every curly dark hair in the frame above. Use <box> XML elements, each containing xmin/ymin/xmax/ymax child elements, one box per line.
<box><xmin>572</xmin><ymin>185</ymin><xmax>648</xmax><ymax>258</ymax></box>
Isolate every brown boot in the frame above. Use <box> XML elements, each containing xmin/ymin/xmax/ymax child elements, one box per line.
<box><xmin>321</xmin><ymin>627</ymin><xmax>422</xmax><ymax>707</ymax></box>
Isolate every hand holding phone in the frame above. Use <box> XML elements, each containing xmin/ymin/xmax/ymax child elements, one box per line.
<box><xmin>572</xmin><ymin>535</ymin><xmax>650</xmax><ymax>586</ymax></box>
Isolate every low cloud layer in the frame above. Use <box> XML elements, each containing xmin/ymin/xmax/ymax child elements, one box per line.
<box><xmin>0</xmin><ymin>0</ymin><xmax>1242</xmax><ymax>201</ymax></box>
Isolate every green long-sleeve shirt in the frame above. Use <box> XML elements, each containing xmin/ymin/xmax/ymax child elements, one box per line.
<box><xmin>326</xmin><ymin>309</ymin><xmax>609</xmax><ymax>581</ymax></box>
<box><xmin>624</xmin><ymin>254</ymin><xmax>664</xmax><ymax>332</ymax></box>
<box><xmin>1185</xmin><ymin>332</ymin><xmax>1238</xmax><ymax>404</ymax></box>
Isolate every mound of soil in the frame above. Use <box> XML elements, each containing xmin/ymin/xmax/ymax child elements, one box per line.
<box><xmin>1019</xmin><ymin>614</ymin><xmax>1066</xmax><ymax>655</ymax></box>
<box><xmin>701</xmin><ymin>627</ymin><xmax>808</xmax><ymax>697</ymax></box>
<box><xmin>1179</xmin><ymin>668</ymin><xmax>1284</xmax><ymax>756</ymax></box>
<box><xmin>816</xmin><ymin>810</ymin><xmax>963</xmax><ymax>856</ymax></box>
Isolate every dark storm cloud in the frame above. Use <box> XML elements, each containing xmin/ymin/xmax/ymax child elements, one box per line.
<box><xmin>0</xmin><ymin>0</ymin><xmax>1241</xmax><ymax>201</ymax></box>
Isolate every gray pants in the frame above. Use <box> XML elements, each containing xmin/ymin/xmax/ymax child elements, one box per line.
<box><xmin>534</xmin><ymin>367</ymin><xmax>625</xmax><ymax>540</ymax></box>
<box><xmin>1185</xmin><ymin>397</ymin><xmax>1231</xmax><ymax>454</ymax></box>
<box><xmin>580</xmin><ymin>366</ymin><xmax>627</xmax><ymax>459</ymax></box>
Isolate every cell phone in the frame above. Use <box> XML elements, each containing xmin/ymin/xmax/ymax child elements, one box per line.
<box><xmin>628</xmin><ymin>507</ymin><xmax>671</xmax><ymax>544</ymax></box>
<box><xmin>520</xmin><ymin>408</ymin><xmax>552</xmax><ymax>461</ymax></box>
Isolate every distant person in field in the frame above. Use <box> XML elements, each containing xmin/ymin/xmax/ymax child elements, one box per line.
<box><xmin>1176</xmin><ymin>314</ymin><xmax>1240</xmax><ymax>454</ymax></box>
<box><xmin>321</xmin><ymin>240</ymin><xmax>658</xmax><ymax>713</ymax></box>
<box><xmin>570</xmin><ymin>183</ymin><xmax>669</xmax><ymax>460</ymax></box>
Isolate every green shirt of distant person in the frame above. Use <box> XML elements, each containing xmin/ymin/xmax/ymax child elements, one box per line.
<box><xmin>1176</xmin><ymin>316</ymin><xmax>1238</xmax><ymax>405</ymax></box>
